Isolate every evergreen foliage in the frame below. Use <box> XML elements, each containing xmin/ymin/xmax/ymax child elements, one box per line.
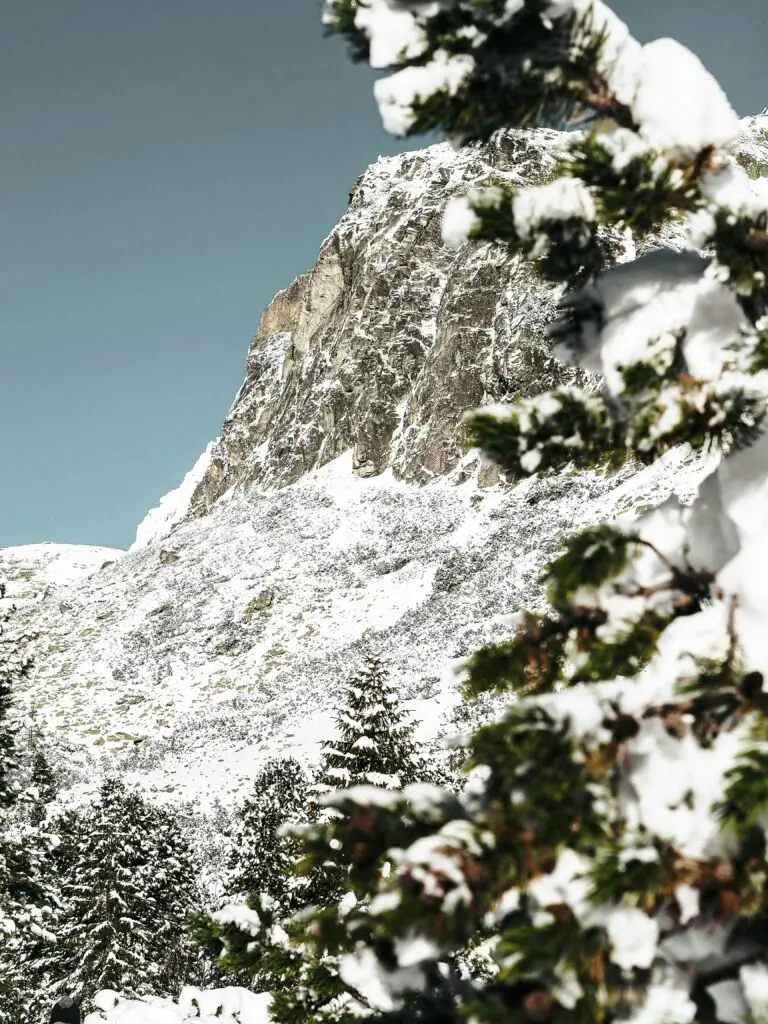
<box><xmin>0</xmin><ymin>823</ymin><xmax>57</xmax><ymax>1023</ymax></box>
<box><xmin>31</xmin><ymin>746</ymin><xmax>58</xmax><ymax>805</ymax></box>
<box><xmin>241</xmin><ymin>3</ymin><xmax>768</xmax><ymax>1021</ymax></box>
<box><xmin>312</xmin><ymin>655</ymin><xmax>432</xmax><ymax>799</ymax></box>
<box><xmin>28</xmin><ymin>745</ymin><xmax>58</xmax><ymax>826</ymax></box>
<box><xmin>48</xmin><ymin>778</ymin><xmax>203</xmax><ymax>1006</ymax></box>
<box><xmin>0</xmin><ymin>581</ymin><xmax>32</xmax><ymax>809</ymax></box>
<box><xmin>227</xmin><ymin>757</ymin><xmax>309</xmax><ymax>913</ymax></box>
<box><xmin>300</xmin><ymin>655</ymin><xmax>436</xmax><ymax>908</ymax></box>
<box><xmin>193</xmin><ymin>657</ymin><xmax>438</xmax><ymax>1019</ymax></box>
<box><xmin>0</xmin><ymin>582</ymin><xmax>56</xmax><ymax>1024</ymax></box>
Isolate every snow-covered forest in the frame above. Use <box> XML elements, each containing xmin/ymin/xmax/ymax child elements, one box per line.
<box><xmin>5</xmin><ymin>0</ymin><xmax>768</xmax><ymax>1021</ymax></box>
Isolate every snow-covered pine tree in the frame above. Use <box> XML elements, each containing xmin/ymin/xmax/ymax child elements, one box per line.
<box><xmin>253</xmin><ymin>3</ymin><xmax>768</xmax><ymax>1022</ymax></box>
<box><xmin>50</xmin><ymin>777</ymin><xmax>203</xmax><ymax>1005</ymax></box>
<box><xmin>300</xmin><ymin>654</ymin><xmax>435</xmax><ymax>908</ymax></box>
<box><xmin>26</xmin><ymin>746</ymin><xmax>59</xmax><ymax>829</ymax></box>
<box><xmin>192</xmin><ymin>761</ymin><xmax>310</xmax><ymax>998</ymax></box>
<box><xmin>142</xmin><ymin>798</ymin><xmax>208</xmax><ymax>996</ymax></box>
<box><xmin>192</xmin><ymin>659</ymin><xmax>437</xmax><ymax>1016</ymax></box>
<box><xmin>227</xmin><ymin>757</ymin><xmax>309</xmax><ymax>913</ymax></box>
<box><xmin>312</xmin><ymin>655</ymin><xmax>431</xmax><ymax>801</ymax></box>
<box><xmin>1</xmin><ymin>826</ymin><xmax>60</xmax><ymax>1024</ymax></box>
<box><xmin>49</xmin><ymin>778</ymin><xmax>157</xmax><ymax>1000</ymax></box>
<box><xmin>30</xmin><ymin>746</ymin><xmax>58</xmax><ymax>806</ymax></box>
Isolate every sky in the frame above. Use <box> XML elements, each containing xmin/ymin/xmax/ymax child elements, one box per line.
<box><xmin>1</xmin><ymin>0</ymin><xmax>766</xmax><ymax>551</ymax></box>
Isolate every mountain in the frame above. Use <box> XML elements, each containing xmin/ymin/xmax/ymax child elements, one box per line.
<box><xmin>4</xmin><ymin>116</ymin><xmax>767</xmax><ymax>809</ymax></box>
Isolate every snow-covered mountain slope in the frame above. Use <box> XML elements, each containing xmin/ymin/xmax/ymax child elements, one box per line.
<box><xmin>4</xmin><ymin>117</ymin><xmax>767</xmax><ymax>809</ymax></box>
<box><xmin>4</xmin><ymin>447</ymin><xmax>703</xmax><ymax>809</ymax></box>
<box><xmin>0</xmin><ymin>544</ymin><xmax>123</xmax><ymax>600</ymax></box>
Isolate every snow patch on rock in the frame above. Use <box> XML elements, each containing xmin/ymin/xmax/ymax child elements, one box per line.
<box><xmin>131</xmin><ymin>441</ymin><xmax>218</xmax><ymax>551</ymax></box>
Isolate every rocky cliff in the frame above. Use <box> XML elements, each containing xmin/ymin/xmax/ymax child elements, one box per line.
<box><xmin>187</xmin><ymin>128</ymin><xmax>582</xmax><ymax>513</ymax></box>
<box><xmin>3</xmin><ymin>117</ymin><xmax>767</xmax><ymax>808</ymax></box>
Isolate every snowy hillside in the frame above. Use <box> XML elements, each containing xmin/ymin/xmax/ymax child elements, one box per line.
<box><xmin>0</xmin><ymin>543</ymin><xmax>123</xmax><ymax>602</ymax></box>
<box><xmin>4</xmin><ymin>445</ymin><xmax>706</xmax><ymax>810</ymax></box>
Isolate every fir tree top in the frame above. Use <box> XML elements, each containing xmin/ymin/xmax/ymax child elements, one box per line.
<box><xmin>313</xmin><ymin>655</ymin><xmax>430</xmax><ymax>799</ymax></box>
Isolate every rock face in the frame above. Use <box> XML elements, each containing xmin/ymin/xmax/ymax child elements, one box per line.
<box><xmin>188</xmin><ymin>129</ymin><xmax>583</xmax><ymax>515</ymax></box>
<box><xmin>5</xmin><ymin>117</ymin><xmax>768</xmax><ymax>808</ymax></box>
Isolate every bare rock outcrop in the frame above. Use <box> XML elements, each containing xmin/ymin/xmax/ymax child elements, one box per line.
<box><xmin>188</xmin><ymin>129</ymin><xmax>583</xmax><ymax>513</ymax></box>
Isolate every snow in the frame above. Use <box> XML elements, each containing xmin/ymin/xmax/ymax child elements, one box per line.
<box><xmin>557</xmin><ymin>250</ymin><xmax>709</xmax><ymax>392</ymax></box>
<box><xmin>353</xmin><ymin>0</ymin><xmax>427</xmax><ymax>69</ymax></box>
<box><xmin>630</xmin><ymin>38</ymin><xmax>739</xmax><ymax>156</ymax></box>
<box><xmin>131</xmin><ymin>440</ymin><xmax>217</xmax><ymax>551</ymax></box>
<box><xmin>627</xmin><ymin>979</ymin><xmax>697</xmax><ymax>1024</ymax></box>
<box><xmin>682</xmin><ymin>276</ymin><xmax>747</xmax><ymax>378</ymax></box>
<box><xmin>442</xmin><ymin>177</ymin><xmax>596</xmax><ymax>251</ymax></box>
<box><xmin>604</xmin><ymin>908</ymin><xmax>658</xmax><ymax>971</ymax></box>
<box><xmin>339</xmin><ymin>946</ymin><xmax>398</xmax><ymax>1011</ymax></box>
<box><xmin>597</xmin><ymin>127</ymin><xmax>652</xmax><ymax>172</ymax></box>
<box><xmin>702</xmin><ymin>158</ymin><xmax>768</xmax><ymax>220</ymax></box>
<box><xmin>0</xmin><ymin>542</ymin><xmax>123</xmax><ymax>597</ymax></box>
<box><xmin>85</xmin><ymin>988</ymin><xmax>272</xmax><ymax>1024</ymax></box>
<box><xmin>394</xmin><ymin>932</ymin><xmax>441</xmax><ymax>969</ymax></box>
<box><xmin>519</xmin><ymin>449</ymin><xmax>542</xmax><ymax>473</ymax></box>
<box><xmin>708</xmin><ymin>980</ymin><xmax>748</xmax><ymax>1024</ymax></box>
<box><xmin>740</xmin><ymin>963</ymin><xmax>768</xmax><ymax>1021</ymax></box>
<box><xmin>675</xmin><ymin>884</ymin><xmax>700</xmax><ymax>925</ymax></box>
<box><xmin>212</xmin><ymin>903</ymin><xmax>262</xmax><ymax>936</ymax></box>
<box><xmin>527</xmin><ymin>849</ymin><xmax>592</xmax><ymax>918</ymax></box>
<box><xmin>513</xmin><ymin>178</ymin><xmax>596</xmax><ymax>238</ymax></box>
<box><xmin>441</xmin><ymin>196</ymin><xmax>480</xmax><ymax>249</ymax></box>
<box><xmin>4</xmin><ymin>419</ymin><xmax>705</xmax><ymax>813</ymax></box>
<box><xmin>374</xmin><ymin>51</ymin><xmax>475</xmax><ymax>136</ymax></box>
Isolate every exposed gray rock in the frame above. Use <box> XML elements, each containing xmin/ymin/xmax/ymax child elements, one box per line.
<box><xmin>244</xmin><ymin>590</ymin><xmax>274</xmax><ymax>619</ymax></box>
<box><xmin>188</xmin><ymin>129</ymin><xmax>586</xmax><ymax>514</ymax></box>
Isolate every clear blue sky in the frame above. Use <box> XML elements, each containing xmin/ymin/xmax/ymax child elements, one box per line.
<box><xmin>1</xmin><ymin>0</ymin><xmax>765</xmax><ymax>550</ymax></box>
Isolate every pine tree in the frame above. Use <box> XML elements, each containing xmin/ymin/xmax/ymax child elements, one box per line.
<box><xmin>312</xmin><ymin>655</ymin><xmax>431</xmax><ymax>801</ymax></box>
<box><xmin>194</xmin><ymin>761</ymin><xmax>310</xmax><ymax>998</ymax></box>
<box><xmin>0</xmin><ymin>823</ymin><xmax>59</xmax><ymax>1024</ymax></box>
<box><xmin>49</xmin><ymin>777</ymin><xmax>203</xmax><ymax>1003</ymax></box>
<box><xmin>49</xmin><ymin>779</ymin><xmax>156</xmax><ymax>999</ymax></box>
<box><xmin>227</xmin><ymin>757</ymin><xmax>309</xmax><ymax>913</ymax></box>
<box><xmin>255</xmin><ymin>3</ymin><xmax>768</xmax><ymax>1022</ymax></box>
<box><xmin>301</xmin><ymin>656</ymin><xmax>435</xmax><ymax>910</ymax></box>
<box><xmin>31</xmin><ymin>746</ymin><xmax>58</xmax><ymax>805</ymax></box>
<box><xmin>193</xmin><ymin>659</ymin><xmax>438</xmax><ymax>1019</ymax></box>
<box><xmin>142</xmin><ymin>798</ymin><xmax>208</xmax><ymax>996</ymax></box>
<box><xmin>28</xmin><ymin>746</ymin><xmax>58</xmax><ymax>827</ymax></box>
